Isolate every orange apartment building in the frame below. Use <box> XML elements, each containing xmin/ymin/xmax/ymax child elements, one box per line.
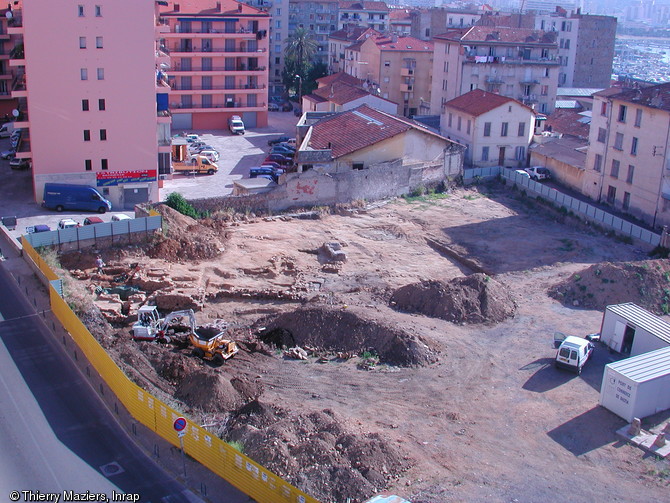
<box><xmin>0</xmin><ymin>7</ymin><xmax>16</xmax><ymax>118</ymax></box>
<box><xmin>159</xmin><ymin>0</ymin><xmax>270</xmax><ymax>130</ymax></box>
<box><xmin>343</xmin><ymin>34</ymin><xmax>432</xmax><ymax>117</ymax></box>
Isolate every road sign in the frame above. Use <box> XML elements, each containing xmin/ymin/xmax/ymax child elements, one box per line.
<box><xmin>177</xmin><ymin>431</ymin><xmax>186</xmax><ymax>438</ymax></box>
<box><xmin>173</xmin><ymin>417</ymin><xmax>187</xmax><ymax>432</ymax></box>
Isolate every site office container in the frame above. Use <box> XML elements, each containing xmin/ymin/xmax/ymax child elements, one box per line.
<box><xmin>600</xmin><ymin>346</ymin><xmax>670</xmax><ymax>422</ymax></box>
<box><xmin>599</xmin><ymin>303</ymin><xmax>670</xmax><ymax>357</ymax></box>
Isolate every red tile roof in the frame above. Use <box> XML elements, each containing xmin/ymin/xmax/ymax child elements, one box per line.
<box><xmin>313</xmin><ymin>82</ymin><xmax>369</xmax><ymax>105</ymax></box>
<box><xmin>389</xmin><ymin>8</ymin><xmax>412</xmax><ymax>21</ymax></box>
<box><xmin>374</xmin><ymin>35</ymin><xmax>433</xmax><ymax>51</ymax></box>
<box><xmin>544</xmin><ymin>109</ymin><xmax>590</xmax><ymax>139</ymax></box>
<box><xmin>595</xmin><ymin>82</ymin><xmax>670</xmax><ymax>113</ymax></box>
<box><xmin>329</xmin><ymin>26</ymin><xmax>378</xmax><ymax>42</ymax></box>
<box><xmin>444</xmin><ymin>89</ymin><xmax>535</xmax><ymax>117</ymax></box>
<box><xmin>435</xmin><ymin>26</ymin><xmax>556</xmax><ymax>44</ymax></box>
<box><xmin>316</xmin><ymin>72</ymin><xmax>364</xmax><ymax>87</ymax></box>
<box><xmin>338</xmin><ymin>1</ymin><xmax>390</xmax><ymax>11</ymax></box>
<box><xmin>308</xmin><ymin>105</ymin><xmax>444</xmax><ymax>159</ymax></box>
<box><xmin>162</xmin><ymin>0</ymin><xmax>264</xmax><ymax>15</ymax></box>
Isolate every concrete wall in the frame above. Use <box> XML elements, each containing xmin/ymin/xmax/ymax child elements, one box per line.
<box><xmin>530</xmin><ymin>150</ymin><xmax>585</xmax><ymax>193</ymax></box>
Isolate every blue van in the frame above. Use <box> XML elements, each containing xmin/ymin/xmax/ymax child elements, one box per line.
<box><xmin>42</xmin><ymin>183</ymin><xmax>112</xmax><ymax>213</ymax></box>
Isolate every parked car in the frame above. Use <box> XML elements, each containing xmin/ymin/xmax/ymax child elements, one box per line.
<box><xmin>9</xmin><ymin>158</ymin><xmax>31</xmax><ymax>170</ymax></box>
<box><xmin>1</xmin><ymin>148</ymin><xmax>16</xmax><ymax>159</ymax></box>
<box><xmin>260</xmin><ymin>161</ymin><xmax>282</xmax><ymax>170</ymax></box>
<box><xmin>112</xmin><ymin>214</ymin><xmax>132</xmax><ymax>222</ymax></box>
<box><xmin>58</xmin><ymin>218</ymin><xmax>79</xmax><ymax>229</ymax></box>
<box><xmin>277</xmin><ymin>142</ymin><xmax>296</xmax><ymax>151</ymax></box>
<box><xmin>270</xmin><ymin>147</ymin><xmax>295</xmax><ymax>157</ymax></box>
<box><xmin>25</xmin><ymin>224</ymin><xmax>51</xmax><ymax>234</ymax></box>
<box><xmin>514</xmin><ymin>169</ymin><xmax>530</xmax><ymax>179</ymax></box>
<box><xmin>554</xmin><ymin>335</ymin><xmax>594</xmax><ymax>375</ymax></box>
<box><xmin>268</xmin><ymin>135</ymin><xmax>291</xmax><ymax>146</ymax></box>
<box><xmin>250</xmin><ymin>166</ymin><xmax>284</xmax><ymax>179</ymax></box>
<box><xmin>268</xmin><ymin>103</ymin><xmax>280</xmax><ymax>112</ymax></box>
<box><xmin>185</xmin><ymin>134</ymin><xmax>200</xmax><ymax>142</ymax></box>
<box><xmin>264</xmin><ymin>153</ymin><xmax>292</xmax><ymax>166</ymax></box>
<box><xmin>83</xmin><ymin>216</ymin><xmax>104</xmax><ymax>225</ymax></box>
<box><xmin>525</xmin><ymin>166</ymin><xmax>551</xmax><ymax>181</ymax></box>
<box><xmin>228</xmin><ymin>115</ymin><xmax>245</xmax><ymax>135</ymax></box>
<box><xmin>197</xmin><ymin>149</ymin><xmax>219</xmax><ymax>162</ymax></box>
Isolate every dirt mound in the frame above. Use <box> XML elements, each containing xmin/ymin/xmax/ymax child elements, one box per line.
<box><xmin>259</xmin><ymin>307</ymin><xmax>437</xmax><ymax>366</ymax></box>
<box><xmin>146</xmin><ymin>205</ymin><xmax>225</xmax><ymax>262</ymax></box>
<box><xmin>389</xmin><ymin>273</ymin><xmax>516</xmax><ymax>324</ymax></box>
<box><xmin>227</xmin><ymin>403</ymin><xmax>410</xmax><ymax>503</ymax></box>
<box><xmin>175</xmin><ymin>369</ymin><xmax>254</xmax><ymax>412</ymax></box>
<box><xmin>549</xmin><ymin>260</ymin><xmax>670</xmax><ymax>314</ymax></box>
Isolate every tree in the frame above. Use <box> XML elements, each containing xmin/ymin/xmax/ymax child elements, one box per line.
<box><xmin>283</xmin><ymin>28</ymin><xmax>318</xmax><ymax>94</ymax></box>
<box><xmin>304</xmin><ymin>62</ymin><xmax>328</xmax><ymax>96</ymax></box>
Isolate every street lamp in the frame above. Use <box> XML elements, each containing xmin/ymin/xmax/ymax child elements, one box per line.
<box><xmin>295</xmin><ymin>74</ymin><xmax>302</xmax><ymax>109</ymax></box>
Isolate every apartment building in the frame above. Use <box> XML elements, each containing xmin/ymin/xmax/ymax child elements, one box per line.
<box><xmin>441</xmin><ymin>89</ymin><xmax>535</xmax><ymax>168</ymax></box>
<box><xmin>582</xmin><ymin>83</ymin><xmax>670</xmax><ymax>229</ymax></box>
<box><xmin>288</xmin><ymin>0</ymin><xmax>339</xmax><ymax>67</ymax></box>
<box><xmin>0</xmin><ymin>7</ymin><xmax>17</xmax><ymax>117</ymax></box>
<box><xmin>328</xmin><ymin>25</ymin><xmax>378</xmax><ymax>74</ymax></box>
<box><xmin>241</xmin><ymin>0</ymin><xmax>289</xmax><ymax>96</ymax></box>
<box><xmin>410</xmin><ymin>7</ymin><xmax>481</xmax><ymax>40</ymax></box>
<box><xmin>534</xmin><ymin>9</ymin><xmax>616</xmax><ymax>88</ymax></box>
<box><xmin>11</xmin><ymin>0</ymin><xmax>167</xmax><ymax>208</ymax></box>
<box><xmin>430</xmin><ymin>26</ymin><xmax>559</xmax><ymax>116</ymax></box>
<box><xmin>337</xmin><ymin>1</ymin><xmax>390</xmax><ymax>32</ymax></box>
<box><xmin>344</xmin><ymin>34</ymin><xmax>432</xmax><ymax>117</ymax></box>
<box><xmin>159</xmin><ymin>0</ymin><xmax>270</xmax><ymax>130</ymax></box>
<box><xmin>388</xmin><ymin>8</ymin><xmax>412</xmax><ymax>36</ymax></box>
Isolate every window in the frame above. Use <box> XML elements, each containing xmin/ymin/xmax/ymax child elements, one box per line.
<box><xmin>631</xmin><ymin>137</ymin><xmax>638</xmax><ymax>155</ymax></box>
<box><xmin>614</xmin><ymin>132</ymin><xmax>623</xmax><ymax>150</ymax></box>
<box><xmin>78</xmin><ymin>5</ymin><xmax>84</xmax><ymax>16</ymax></box>
<box><xmin>618</xmin><ymin>104</ymin><xmax>627</xmax><ymax>123</ymax></box>
<box><xmin>501</xmin><ymin>122</ymin><xmax>508</xmax><ymax>137</ymax></box>
<box><xmin>601</xmin><ymin>101</ymin><xmax>607</xmax><ymax>116</ymax></box>
<box><xmin>98</xmin><ymin>99</ymin><xmax>105</xmax><ymax>110</ymax></box>
<box><xmin>79</xmin><ymin>37</ymin><xmax>86</xmax><ymax>49</ymax></box>
<box><xmin>482</xmin><ymin>146</ymin><xmax>489</xmax><ymax>161</ymax></box>
<box><xmin>99</xmin><ymin>129</ymin><xmax>107</xmax><ymax>141</ymax></box>
<box><xmin>96</xmin><ymin>37</ymin><xmax>103</xmax><ymax>49</ymax></box>
<box><xmin>597</xmin><ymin>128</ymin><xmax>606</xmax><ymax>143</ymax></box>
<box><xmin>627</xmin><ymin>165</ymin><xmax>635</xmax><ymax>184</ymax></box>
<box><xmin>275</xmin><ymin>20</ymin><xmax>281</xmax><ymax>28</ymax></box>
<box><xmin>607</xmin><ymin>185</ymin><xmax>616</xmax><ymax>205</ymax></box>
<box><xmin>518</xmin><ymin>122</ymin><xmax>525</xmax><ymax>137</ymax></box>
<box><xmin>483</xmin><ymin>122</ymin><xmax>491</xmax><ymax>137</ymax></box>
<box><xmin>448</xmin><ymin>113</ymin><xmax>452</xmax><ymax>128</ymax></box>
<box><xmin>565</xmin><ymin>39</ymin><xmax>570</xmax><ymax>49</ymax></box>
<box><xmin>81</xmin><ymin>68</ymin><xmax>88</xmax><ymax>80</ymax></box>
<box><xmin>515</xmin><ymin>146</ymin><xmax>525</xmax><ymax>160</ymax></box>
<box><xmin>623</xmin><ymin>192</ymin><xmax>631</xmax><ymax>211</ymax></box>
<box><xmin>457</xmin><ymin>116</ymin><xmax>462</xmax><ymax>131</ymax></box>
<box><xmin>83</xmin><ymin>130</ymin><xmax>91</xmax><ymax>141</ymax></box>
<box><xmin>635</xmin><ymin>109</ymin><xmax>642</xmax><ymax>127</ymax></box>
<box><xmin>540</xmin><ymin>85</ymin><xmax>548</xmax><ymax>96</ymax></box>
<box><xmin>611</xmin><ymin>159</ymin><xmax>620</xmax><ymax>178</ymax></box>
<box><xmin>466</xmin><ymin>120</ymin><xmax>471</xmax><ymax>135</ymax></box>
<box><xmin>101</xmin><ymin>159</ymin><xmax>108</xmax><ymax>170</ymax></box>
<box><xmin>85</xmin><ymin>159</ymin><xmax>92</xmax><ymax>171</ymax></box>
<box><xmin>95</xmin><ymin>5</ymin><xmax>102</xmax><ymax>17</ymax></box>
<box><xmin>97</xmin><ymin>68</ymin><xmax>104</xmax><ymax>80</ymax></box>
<box><xmin>352</xmin><ymin>162</ymin><xmax>364</xmax><ymax>170</ymax></box>
<box><xmin>384</xmin><ymin>61</ymin><xmax>390</xmax><ymax>67</ymax></box>
<box><xmin>594</xmin><ymin>153</ymin><xmax>602</xmax><ymax>172</ymax></box>
<box><xmin>442</xmin><ymin>79</ymin><xmax>447</xmax><ymax>91</ymax></box>
<box><xmin>82</xmin><ymin>99</ymin><xmax>89</xmax><ymax>111</ymax></box>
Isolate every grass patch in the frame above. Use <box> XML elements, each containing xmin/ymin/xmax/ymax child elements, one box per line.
<box><xmin>166</xmin><ymin>192</ymin><xmax>209</xmax><ymax>219</ymax></box>
<box><xmin>227</xmin><ymin>440</ymin><xmax>245</xmax><ymax>453</ymax></box>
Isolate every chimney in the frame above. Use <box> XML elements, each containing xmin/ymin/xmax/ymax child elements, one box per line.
<box><xmin>391</xmin><ymin>34</ymin><xmax>398</xmax><ymax>43</ymax></box>
<box><xmin>216</xmin><ymin>1</ymin><xmax>221</xmax><ymax>11</ymax></box>
<box><xmin>174</xmin><ymin>3</ymin><xmax>180</xmax><ymax>12</ymax></box>
<box><xmin>238</xmin><ymin>3</ymin><xmax>243</xmax><ymax>12</ymax></box>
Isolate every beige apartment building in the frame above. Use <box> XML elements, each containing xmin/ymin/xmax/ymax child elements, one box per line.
<box><xmin>582</xmin><ymin>83</ymin><xmax>670</xmax><ymax>229</ymax></box>
<box><xmin>344</xmin><ymin>34</ymin><xmax>432</xmax><ymax>117</ymax></box>
<box><xmin>337</xmin><ymin>1</ymin><xmax>389</xmax><ymax>32</ymax></box>
<box><xmin>441</xmin><ymin>89</ymin><xmax>535</xmax><ymax>168</ymax></box>
<box><xmin>328</xmin><ymin>26</ymin><xmax>378</xmax><ymax>74</ymax></box>
<box><xmin>430</xmin><ymin>26</ymin><xmax>559</xmax><ymax>116</ymax></box>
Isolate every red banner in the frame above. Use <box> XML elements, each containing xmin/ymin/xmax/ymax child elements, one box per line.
<box><xmin>96</xmin><ymin>170</ymin><xmax>157</xmax><ymax>186</ymax></box>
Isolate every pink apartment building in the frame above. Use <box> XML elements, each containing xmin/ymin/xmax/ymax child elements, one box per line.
<box><xmin>0</xmin><ymin>7</ymin><xmax>17</xmax><ymax>118</ymax></box>
<box><xmin>10</xmin><ymin>0</ymin><xmax>168</xmax><ymax>209</ymax></box>
<box><xmin>159</xmin><ymin>0</ymin><xmax>270</xmax><ymax>130</ymax></box>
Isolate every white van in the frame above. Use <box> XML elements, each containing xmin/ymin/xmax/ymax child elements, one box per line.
<box><xmin>555</xmin><ymin>335</ymin><xmax>594</xmax><ymax>374</ymax></box>
<box><xmin>228</xmin><ymin>116</ymin><xmax>245</xmax><ymax>135</ymax></box>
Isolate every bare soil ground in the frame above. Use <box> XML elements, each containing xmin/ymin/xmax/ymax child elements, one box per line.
<box><xmin>57</xmin><ymin>185</ymin><xmax>670</xmax><ymax>503</ymax></box>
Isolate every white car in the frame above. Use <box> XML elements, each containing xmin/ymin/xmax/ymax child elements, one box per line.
<box><xmin>111</xmin><ymin>214</ymin><xmax>132</xmax><ymax>222</ymax></box>
<box><xmin>525</xmin><ymin>166</ymin><xmax>551</xmax><ymax>181</ymax></box>
<box><xmin>555</xmin><ymin>335</ymin><xmax>594</xmax><ymax>375</ymax></box>
<box><xmin>197</xmin><ymin>149</ymin><xmax>219</xmax><ymax>162</ymax></box>
<box><xmin>58</xmin><ymin>218</ymin><xmax>79</xmax><ymax>229</ymax></box>
<box><xmin>514</xmin><ymin>169</ymin><xmax>530</xmax><ymax>179</ymax></box>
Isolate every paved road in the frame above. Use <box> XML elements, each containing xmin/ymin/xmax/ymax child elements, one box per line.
<box><xmin>0</xmin><ymin>262</ymin><xmax>198</xmax><ymax>502</ymax></box>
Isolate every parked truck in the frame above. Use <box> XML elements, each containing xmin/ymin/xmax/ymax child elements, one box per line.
<box><xmin>172</xmin><ymin>155</ymin><xmax>218</xmax><ymax>175</ymax></box>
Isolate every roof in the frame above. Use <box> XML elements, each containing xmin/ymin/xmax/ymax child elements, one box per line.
<box><xmin>595</xmin><ymin>82</ymin><xmax>670</xmax><ymax>113</ymax></box>
<box><xmin>317</xmin><ymin>72</ymin><xmax>364</xmax><ymax>88</ymax></box>
<box><xmin>234</xmin><ymin>178</ymin><xmax>276</xmax><ymax>189</ymax></box>
<box><xmin>312</xmin><ymin>82</ymin><xmax>369</xmax><ymax>105</ymax></box>
<box><xmin>161</xmin><ymin>0</ymin><xmax>265</xmax><ymax>16</ymax></box>
<box><xmin>329</xmin><ymin>26</ymin><xmax>379</xmax><ymax>43</ymax></box>
<box><xmin>544</xmin><ymin>109</ymin><xmax>590</xmax><ymax>139</ymax></box>
<box><xmin>529</xmin><ymin>136</ymin><xmax>587</xmax><ymax>169</ymax></box>
<box><xmin>607</xmin><ymin>303</ymin><xmax>670</xmax><ymax>346</ymax></box>
<box><xmin>555</xmin><ymin>100</ymin><xmax>580</xmax><ymax>109</ymax></box>
<box><xmin>607</xmin><ymin>346</ymin><xmax>670</xmax><ymax>383</ymax></box>
<box><xmin>375</xmin><ymin>35</ymin><xmax>432</xmax><ymax>52</ymax></box>
<box><xmin>304</xmin><ymin>94</ymin><xmax>328</xmax><ymax>104</ymax></box>
<box><xmin>308</xmin><ymin>105</ymin><xmax>447</xmax><ymax>159</ymax></box>
<box><xmin>339</xmin><ymin>1</ymin><xmax>389</xmax><ymax>11</ymax></box>
<box><xmin>435</xmin><ymin>26</ymin><xmax>557</xmax><ymax>45</ymax></box>
<box><xmin>556</xmin><ymin>88</ymin><xmax>605</xmax><ymax>98</ymax></box>
<box><xmin>444</xmin><ymin>89</ymin><xmax>534</xmax><ymax>117</ymax></box>
<box><xmin>389</xmin><ymin>8</ymin><xmax>412</xmax><ymax>21</ymax></box>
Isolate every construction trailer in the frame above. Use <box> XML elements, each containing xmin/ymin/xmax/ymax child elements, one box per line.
<box><xmin>600</xmin><ymin>346</ymin><xmax>670</xmax><ymax>422</ymax></box>
<box><xmin>599</xmin><ymin>303</ymin><xmax>670</xmax><ymax>357</ymax></box>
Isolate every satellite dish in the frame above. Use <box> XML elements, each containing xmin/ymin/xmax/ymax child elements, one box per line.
<box><xmin>5</xmin><ymin>11</ymin><xmax>12</xmax><ymax>19</ymax></box>
<box><xmin>12</xmin><ymin>109</ymin><xmax>19</xmax><ymax>117</ymax></box>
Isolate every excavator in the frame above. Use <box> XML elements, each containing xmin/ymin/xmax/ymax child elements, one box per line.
<box><xmin>132</xmin><ymin>306</ymin><xmax>238</xmax><ymax>364</ymax></box>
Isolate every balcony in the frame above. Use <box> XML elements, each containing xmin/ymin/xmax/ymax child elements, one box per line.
<box><xmin>464</xmin><ymin>54</ymin><xmax>560</xmax><ymax>66</ymax></box>
<box><xmin>10</xmin><ymin>74</ymin><xmax>26</xmax><ymax>98</ymax></box>
<box><xmin>157</xmin><ymin>110</ymin><xmax>172</xmax><ymax>124</ymax></box>
<box><xmin>170</xmin><ymin>65</ymin><xmax>266</xmax><ymax>73</ymax></box>
<box><xmin>400</xmin><ymin>68</ymin><xmax>415</xmax><ymax>77</ymax></box>
<box><xmin>7</xmin><ymin>12</ymin><xmax>23</xmax><ymax>35</ymax></box>
<box><xmin>165</xmin><ymin>27</ymin><xmax>260</xmax><ymax>39</ymax></box>
<box><xmin>9</xmin><ymin>43</ymin><xmax>24</xmax><ymax>66</ymax></box>
<box><xmin>520</xmin><ymin>79</ymin><xmax>539</xmax><ymax>85</ymax></box>
<box><xmin>519</xmin><ymin>94</ymin><xmax>538</xmax><ymax>104</ymax></box>
<box><xmin>166</xmin><ymin>45</ymin><xmax>267</xmax><ymax>55</ymax></box>
<box><xmin>485</xmin><ymin>75</ymin><xmax>504</xmax><ymax>84</ymax></box>
<box><xmin>400</xmin><ymin>83</ymin><xmax>414</xmax><ymax>92</ymax></box>
<box><xmin>170</xmin><ymin>102</ymin><xmax>266</xmax><ymax>112</ymax></box>
<box><xmin>156</xmin><ymin>18</ymin><xmax>170</xmax><ymax>34</ymax></box>
<box><xmin>170</xmin><ymin>83</ymin><xmax>266</xmax><ymax>92</ymax></box>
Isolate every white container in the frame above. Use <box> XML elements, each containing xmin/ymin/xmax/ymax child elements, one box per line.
<box><xmin>600</xmin><ymin>346</ymin><xmax>670</xmax><ymax>422</ymax></box>
<box><xmin>599</xmin><ymin>303</ymin><xmax>670</xmax><ymax>357</ymax></box>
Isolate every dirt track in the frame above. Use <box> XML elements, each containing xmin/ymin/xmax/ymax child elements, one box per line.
<box><xmin>60</xmin><ymin>184</ymin><xmax>669</xmax><ymax>502</ymax></box>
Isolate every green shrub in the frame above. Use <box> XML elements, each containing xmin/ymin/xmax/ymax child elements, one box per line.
<box><xmin>166</xmin><ymin>192</ymin><xmax>200</xmax><ymax>219</ymax></box>
<box><xmin>227</xmin><ymin>440</ymin><xmax>245</xmax><ymax>453</ymax></box>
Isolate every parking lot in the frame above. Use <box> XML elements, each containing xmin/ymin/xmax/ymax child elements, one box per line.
<box><xmin>0</xmin><ymin>111</ymin><xmax>299</xmax><ymax>239</ymax></box>
<box><xmin>162</xmin><ymin>111</ymin><xmax>299</xmax><ymax>200</ymax></box>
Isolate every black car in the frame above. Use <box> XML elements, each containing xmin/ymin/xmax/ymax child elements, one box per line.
<box><xmin>268</xmin><ymin>135</ymin><xmax>291</xmax><ymax>146</ymax></box>
<box><xmin>250</xmin><ymin>166</ymin><xmax>284</xmax><ymax>183</ymax></box>
<box><xmin>270</xmin><ymin>146</ymin><xmax>295</xmax><ymax>158</ymax></box>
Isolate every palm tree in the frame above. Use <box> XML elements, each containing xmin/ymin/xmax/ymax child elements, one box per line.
<box><xmin>283</xmin><ymin>28</ymin><xmax>318</xmax><ymax>95</ymax></box>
